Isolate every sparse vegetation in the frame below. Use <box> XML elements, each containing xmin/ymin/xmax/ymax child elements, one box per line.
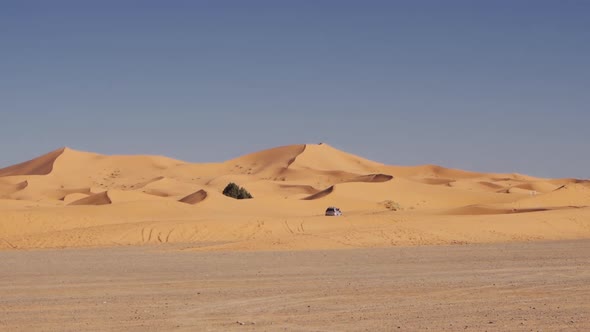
<box><xmin>222</xmin><ymin>182</ymin><xmax>253</xmax><ymax>199</ymax></box>
<box><xmin>382</xmin><ymin>200</ymin><xmax>401</xmax><ymax>211</ymax></box>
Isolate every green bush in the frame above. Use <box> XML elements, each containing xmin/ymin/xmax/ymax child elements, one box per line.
<box><xmin>237</xmin><ymin>187</ymin><xmax>253</xmax><ymax>199</ymax></box>
<box><xmin>223</xmin><ymin>182</ymin><xmax>253</xmax><ymax>199</ymax></box>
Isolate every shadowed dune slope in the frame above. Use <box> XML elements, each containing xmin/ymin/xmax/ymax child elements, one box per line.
<box><xmin>0</xmin><ymin>180</ymin><xmax>28</xmax><ymax>197</ymax></box>
<box><xmin>179</xmin><ymin>190</ymin><xmax>208</xmax><ymax>204</ymax></box>
<box><xmin>68</xmin><ymin>190</ymin><xmax>169</xmax><ymax>206</ymax></box>
<box><xmin>0</xmin><ymin>148</ymin><xmax>65</xmax><ymax>177</ymax></box>
<box><xmin>345</xmin><ymin>174</ymin><xmax>393</xmax><ymax>183</ymax></box>
<box><xmin>303</xmin><ymin>186</ymin><xmax>334</xmax><ymax>200</ymax></box>
<box><xmin>62</xmin><ymin>193</ymin><xmax>91</xmax><ymax>204</ymax></box>
<box><xmin>279</xmin><ymin>184</ymin><xmax>321</xmax><ymax>195</ymax></box>
<box><xmin>69</xmin><ymin>191</ymin><xmax>112</xmax><ymax>206</ymax></box>
<box><xmin>442</xmin><ymin>205</ymin><xmax>576</xmax><ymax>215</ymax></box>
<box><xmin>418</xmin><ymin>178</ymin><xmax>456</xmax><ymax>186</ymax></box>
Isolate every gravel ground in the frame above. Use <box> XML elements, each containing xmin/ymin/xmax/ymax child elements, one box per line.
<box><xmin>1</xmin><ymin>240</ymin><xmax>589</xmax><ymax>331</ymax></box>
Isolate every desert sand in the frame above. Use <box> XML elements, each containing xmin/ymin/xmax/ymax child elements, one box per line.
<box><xmin>2</xmin><ymin>144</ymin><xmax>590</xmax><ymax>331</ymax></box>
<box><xmin>0</xmin><ymin>143</ymin><xmax>589</xmax><ymax>251</ymax></box>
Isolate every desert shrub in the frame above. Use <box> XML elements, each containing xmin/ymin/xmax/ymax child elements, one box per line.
<box><xmin>223</xmin><ymin>182</ymin><xmax>240</xmax><ymax>198</ymax></box>
<box><xmin>223</xmin><ymin>182</ymin><xmax>253</xmax><ymax>199</ymax></box>
<box><xmin>382</xmin><ymin>200</ymin><xmax>401</xmax><ymax>211</ymax></box>
<box><xmin>237</xmin><ymin>187</ymin><xmax>253</xmax><ymax>199</ymax></box>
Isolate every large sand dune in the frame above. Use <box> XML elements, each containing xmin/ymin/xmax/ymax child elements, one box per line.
<box><xmin>0</xmin><ymin>143</ymin><xmax>588</xmax><ymax>250</ymax></box>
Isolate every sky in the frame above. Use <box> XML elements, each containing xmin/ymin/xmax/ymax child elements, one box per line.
<box><xmin>1</xmin><ymin>0</ymin><xmax>589</xmax><ymax>178</ymax></box>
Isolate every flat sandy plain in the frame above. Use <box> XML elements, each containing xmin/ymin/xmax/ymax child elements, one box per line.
<box><xmin>1</xmin><ymin>241</ymin><xmax>589</xmax><ymax>331</ymax></box>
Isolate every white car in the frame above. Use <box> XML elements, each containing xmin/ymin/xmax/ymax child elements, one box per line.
<box><xmin>325</xmin><ymin>207</ymin><xmax>342</xmax><ymax>216</ymax></box>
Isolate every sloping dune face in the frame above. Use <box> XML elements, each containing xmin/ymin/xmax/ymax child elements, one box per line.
<box><xmin>303</xmin><ymin>186</ymin><xmax>334</xmax><ymax>200</ymax></box>
<box><xmin>0</xmin><ymin>143</ymin><xmax>589</xmax><ymax>250</ymax></box>
<box><xmin>346</xmin><ymin>174</ymin><xmax>393</xmax><ymax>183</ymax></box>
<box><xmin>0</xmin><ymin>148</ymin><xmax>65</xmax><ymax>177</ymax></box>
<box><xmin>179</xmin><ymin>189</ymin><xmax>208</xmax><ymax>204</ymax></box>
<box><xmin>225</xmin><ymin>144</ymin><xmax>307</xmax><ymax>177</ymax></box>
<box><xmin>69</xmin><ymin>191</ymin><xmax>112</xmax><ymax>206</ymax></box>
<box><xmin>62</xmin><ymin>193</ymin><xmax>90</xmax><ymax>204</ymax></box>
<box><xmin>0</xmin><ymin>179</ymin><xmax>28</xmax><ymax>198</ymax></box>
<box><xmin>289</xmin><ymin>143</ymin><xmax>383</xmax><ymax>173</ymax></box>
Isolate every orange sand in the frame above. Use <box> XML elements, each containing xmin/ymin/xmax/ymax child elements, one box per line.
<box><xmin>0</xmin><ymin>143</ymin><xmax>588</xmax><ymax>250</ymax></box>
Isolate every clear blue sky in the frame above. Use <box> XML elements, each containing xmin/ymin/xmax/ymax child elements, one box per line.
<box><xmin>1</xmin><ymin>1</ymin><xmax>589</xmax><ymax>178</ymax></box>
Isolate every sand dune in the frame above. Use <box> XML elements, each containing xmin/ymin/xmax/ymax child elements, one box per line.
<box><xmin>289</xmin><ymin>143</ymin><xmax>383</xmax><ymax>173</ymax></box>
<box><xmin>225</xmin><ymin>144</ymin><xmax>306</xmax><ymax>177</ymax></box>
<box><xmin>225</xmin><ymin>143</ymin><xmax>386</xmax><ymax>186</ymax></box>
<box><xmin>0</xmin><ymin>143</ymin><xmax>588</xmax><ymax>250</ymax></box>
<box><xmin>512</xmin><ymin>183</ymin><xmax>590</xmax><ymax>208</ymax></box>
<box><xmin>300</xmin><ymin>177</ymin><xmax>524</xmax><ymax>211</ymax></box>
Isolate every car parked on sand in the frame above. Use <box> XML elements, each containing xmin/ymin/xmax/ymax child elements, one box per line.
<box><xmin>325</xmin><ymin>206</ymin><xmax>342</xmax><ymax>216</ymax></box>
